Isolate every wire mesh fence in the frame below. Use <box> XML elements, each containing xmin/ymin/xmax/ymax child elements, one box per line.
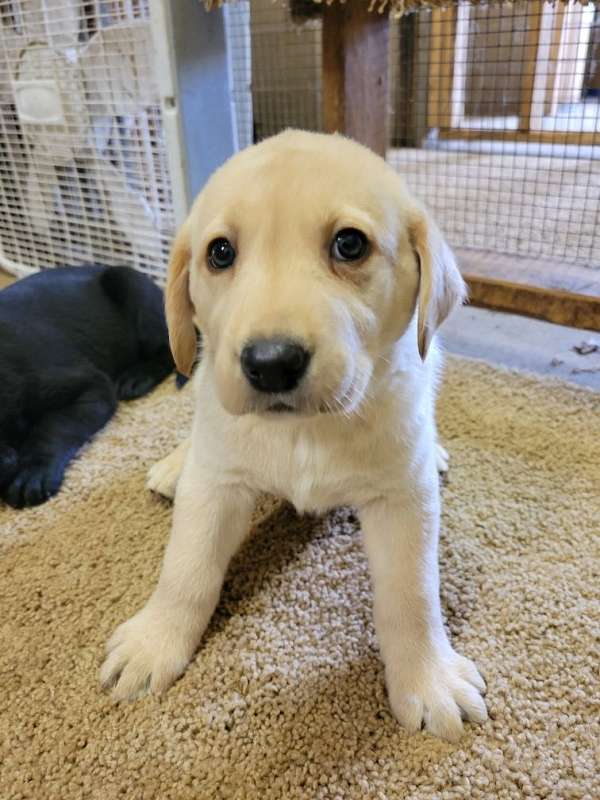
<box><xmin>229</xmin><ymin>0</ymin><xmax>600</xmax><ymax>270</ymax></box>
<box><xmin>0</xmin><ymin>0</ymin><xmax>174</xmax><ymax>280</ymax></box>
<box><xmin>0</xmin><ymin>0</ymin><xmax>598</xmax><ymax>282</ymax></box>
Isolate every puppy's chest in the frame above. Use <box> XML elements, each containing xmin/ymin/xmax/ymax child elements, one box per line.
<box><xmin>243</xmin><ymin>426</ymin><xmax>393</xmax><ymax>513</ymax></box>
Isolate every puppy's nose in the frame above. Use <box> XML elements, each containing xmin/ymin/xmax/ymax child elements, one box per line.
<box><xmin>241</xmin><ymin>338</ymin><xmax>310</xmax><ymax>393</ymax></box>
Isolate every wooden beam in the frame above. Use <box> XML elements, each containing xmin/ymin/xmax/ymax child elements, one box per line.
<box><xmin>322</xmin><ymin>0</ymin><xmax>389</xmax><ymax>156</ymax></box>
<box><xmin>529</xmin><ymin>2</ymin><xmax>558</xmax><ymax>130</ymax></box>
<box><xmin>449</xmin><ymin>4</ymin><xmax>468</xmax><ymax>128</ymax></box>
<box><xmin>544</xmin><ymin>3</ymin><xmax>566</xmax><ymax>117</ymax></box>
<box><xmin>555</xmin><ymin>4</ymin><xmax>590</xmax><ymax>105</ymax></box>
<box><xmin>394</xmin><ymin>14</ymin><xmax>418</xmax><ymax>146</ymax></box>
<box><xmin>322</xmin><ymin>2</ymin><xmax>345</xmax><ymax>135</ymax></box>
<box><xmin>457</xmin><ymin>248</ymin><xmax>600</xmax><ymax>298</ymax></box>
<box><xmin>427</xmin><ymin>8</ymin><xmax>457</xmax><ymax>129</ymax></box>
<box><xmin>438</xmin><ymin>128</ymin><xmax>600</xmax><ymax>146</ymax></box>
<box><xmin>464</xmin><ymin>274</ymin><xmax>600</xmax><ymax>331</ymax></box>
<box><xmin>518</xmin><ymin>0</ymin><xmax>543</xmax><ymax>132</ymax></box>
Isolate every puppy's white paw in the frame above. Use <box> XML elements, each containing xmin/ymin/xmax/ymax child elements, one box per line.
<box><xmin>147</xmin><ymin>440</ymin><xmax>189</xmax><ymax>499</ymax></box>
<box><xmin>436</xmin><ymin>443</ymin><xmax>449</xmax><ymax>474</ymax></box>
<box><xmin>146</xmin><ymin>454</ymin><xmax>180</xmax><ymax>500</ymax></box>
<box><xmin>100</xmin><ymin>605</ymin><xmax>198</xmax><ymax>701</ymax></box>
<box><xmin>386</xmin><ymin>649</ymin><xmax>487</xmax><ymax>742</ymax></box>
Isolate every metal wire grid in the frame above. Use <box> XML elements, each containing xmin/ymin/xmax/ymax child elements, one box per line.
<box><xmin>388</xmin><ymin>1</ymin><xmax>600</xmax><ymax>268</ymax></box>
<box><xmin>226</xmin><ymin>0</ymin><xmax>600</xmax><ymax>269</ymax></box>
<box><xmin>0</xmin><ymin>0</ymin><xmax>174</xmax><ymax>280</ymax></box>
<box><xmin>1</xmin><ymin>1</ymin><xmax>597</xmax><ymax>280</ymax></box>
<box><xmin>248</xmin><ymin>0</ymin><xmax>322</xmax><ymax>141</ymax></box>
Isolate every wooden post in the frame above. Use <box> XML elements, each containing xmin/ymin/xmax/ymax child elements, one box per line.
<box><xmin>529</xmin><ymin>2</ymin><xmax>566</xmax><ymax>131</ymax></box>
<box><xmin>543</xmin><ymin>3</ymin><xmax>566</xmax><ymax>118</ymax></box>
<box><xmin>518</xmin><ymin>1</ymin><xmax>543</xmax><ymax>132</ymax></box>
<box><xmin>428</xmin><ymin>7</ymin><xmax>457</xmax><ymax>130</ymax></box>
<box><xmin>322</xmin><ymin>0</ymin><xmax>390</xmax><ymax>156</ymax></box>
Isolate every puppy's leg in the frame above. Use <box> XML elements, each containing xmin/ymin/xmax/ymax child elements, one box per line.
<box><xmin>2</xmin><ymin>369</ymin><xmax>116</xmax><ymax>508</ymax></box>
<box><xmin>432</xmin><ymin>418</ymin><xmax>449</xmax><ymax>474</ymax></box>
<box><xmin>116</xmin><ymin>348</ymin><xmax>175</xmax><ymax>401</ymax></box>
<box><xmin>435</xmin><ymin>443</ymin><xmax>449</xmax><ymax>474</ymax></box>
<box><xmin>146</xmin><ymin>438</ymin><xmax>190</xmax><ymax>500</ymax></box>
<box><xmin>359</xmin><ymin>480</ymin><xmax>486</xmax><ymax>742</ymax></box>
<box><xmin>101</xmin><ymin>453</ymin><xmax>255</xmax><ymax>700</ymax></box>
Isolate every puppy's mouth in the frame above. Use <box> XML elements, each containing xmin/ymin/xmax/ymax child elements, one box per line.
<box><xmin>251</xmin><ymin>395</ymin><xmax>319</xmax><ymax>417</ymax></box>
<box><xmin>266</xmin><ymin>402</ymin><xmax>295</xmax><ymax>414</ymax></box>
<box><xmin>259</xmin><ymin>398</ymin><xmax>336</xmax><ymax>417</ymax></box>
<box><xmin>237</xmin><ymin>394</ymin><xmax>357</xmax><ymax>419</ymax></box>
<box><xmin>249</xmin><ymin>375</ymin><xmax>371</xmax><ymax>418</ymax></box>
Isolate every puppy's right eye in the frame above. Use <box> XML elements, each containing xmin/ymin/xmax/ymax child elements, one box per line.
<box><xmin>331</xmin><ymin>228</ymin><xmax>368</xmax><ymax>263</ymax></box>
<box><xmin>208</xmin><ymin>238</ymin><xmax>236</xmax><ymax>270</ymax></box>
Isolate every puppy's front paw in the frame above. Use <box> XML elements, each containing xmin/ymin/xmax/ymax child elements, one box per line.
<box><xmin>100</xmin><ymin>605</ymin><xmax>198</xmax><ymax>701</ymax></box>
<box><xmin>2</xmin><ymin>461</ymin><xmax>64</xmax><ymax>508</ymax></box>
<box><xmin>146</xmin><ymin>454</ymin><xmax>180</xmax><ymax>500</ymax></box>
<box><xmin>386</xmin><ymin>649</ymin><xmax>487</xmax><ymax>742</ymax></box>
<box><xmin>436</xmin><ymin>443</ymin><xmax>449</xmax><ymax>474</ymax></box>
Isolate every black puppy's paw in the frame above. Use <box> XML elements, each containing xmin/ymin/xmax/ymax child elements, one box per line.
<box><xmin>2</xmin><ymin>462</ymin><xmax>64</xmax><ymax>509</ymax></box>
<box><xmin>116</xmin><ymin>368</ymin><xmax>160</xmax><ymax>401</ymax></box>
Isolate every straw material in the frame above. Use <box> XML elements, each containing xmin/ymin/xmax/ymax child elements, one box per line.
<box><xmin>203</xmin><ymin>0</ymin><xmax>590</xmax><ymax>21</ymax></box>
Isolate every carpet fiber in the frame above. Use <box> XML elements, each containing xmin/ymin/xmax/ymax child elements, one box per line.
<box><xmin>1</xmin><ymin>357</ymin><xmax>598</xmax><ymax>800</ymax></box>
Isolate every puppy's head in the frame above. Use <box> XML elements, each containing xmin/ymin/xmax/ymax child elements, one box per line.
<box><xmin>166</xmin><ymin>131</ymin><xmax>465</xmax><ymax>417</ymax></box>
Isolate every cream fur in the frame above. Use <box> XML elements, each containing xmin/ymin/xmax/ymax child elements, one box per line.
<box><xmin>100</xmin><ymin>131</ymin><xmax>485</xmax><ymax>742</ymax></box>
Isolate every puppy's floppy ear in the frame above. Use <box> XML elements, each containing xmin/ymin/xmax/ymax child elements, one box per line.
<box><xmin>165</xmin><ymin>220</ymin><xmax>197</xmax><ymax>377</ymax></box>
<box><xmin>409</xmin><ymin>206</ymin><xmax>466</xmax><ymax>360</ymax></box>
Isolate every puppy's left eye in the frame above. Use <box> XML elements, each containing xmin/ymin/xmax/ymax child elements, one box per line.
<box><xmin>331</xmin><ymin>228</ymin><xmax>368</xmax><ymax>262</ymax></box>
<box><xmin>208</xmin><ymin>237</ymin><xmax>236</xmax><ymax>270</ymax></box>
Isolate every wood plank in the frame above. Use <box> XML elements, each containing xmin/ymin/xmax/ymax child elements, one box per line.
<box><xmin>544</xmin><ymin>3</ymin><xmax>566</xmax><ymax>117</ymax></box>
<box><xmin>450</xmin><ymin>3</ymin><xmax>469</xmax><ymax>128</ymax></box>
<box><xmin>394</xmin><ymin>14</ymin><xmax>418</xmax><ymax>146</ymax></box>
<box><xmin>438</xmin><ymin>128</ymin><xmax>600</xmax><ymax>146</ymax></box>
<box><xmin>584</xmin><ymin>11</ymin><xmax>600</xmax><ymax>91</ymax></box>
<box><xmin>529</xmin><ymin>3</ymin><xmax>557</xmax><ymax>130</ymax></box>
<box><xmin>344</xmin><ymin>3</ymin><xmax>389</xmax><ymax>154</ymax></box>
<box><xmin>427</xmin><ymin>8</ymin><xmax>457</xmax><ymax>129</ymax></box>
<box><xmin>322</xmin><ymin>0</ymin><xmax>389</xmax><ymax>156</ymax></box>
<box><xmin>555</xmin><ymin>5</ymin><xmax>589</xmax><ymax>104</ymax></box>
<box><xmin>458</xmin><ymin>247</ymin><xmax>600</xmax><ymax>330</ymax></box>
<box><xmin>464</xmin><ymin>275</ymin><xmax>600</xmax><ymax>331</ymax></box>
<box><xmin>322</xmin><ymin>2</ymin><xmax>346</xmax><ymax>135</ymax></box>
<box><xmin>518</xmin><ymin>0</ymin><xmax>543</xmax><ymax>132</ymax></box>
<box><xmin>427</xmin><ymin>10</ymin><xmax>443</xmax><ymax>128</ymax></box>
<box><xmin>457</xmin><ymin>249</ymin><xmax>600</xmax><ymax>298</ymax></box>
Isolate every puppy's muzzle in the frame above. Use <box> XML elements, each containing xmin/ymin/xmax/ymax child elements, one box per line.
<box><xmin>240</xmin><ymin>337</ymin><xmax>310</xmax><ymax>394</ymax></box>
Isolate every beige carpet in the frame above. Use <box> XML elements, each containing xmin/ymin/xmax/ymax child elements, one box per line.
<box><xmin>1</xmin><ymin>357</ymin><xmax>598</xmax><ymax>800</ymax></box>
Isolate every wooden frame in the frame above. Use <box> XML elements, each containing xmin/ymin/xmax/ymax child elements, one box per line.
<box><xmin>458</xmin><ymin>249</ymin><xmax>600</xmax><ymax>330</ymax></box>
<box><xmin>433</xmin><ymin>1</ymin><xmax>597</xmax><ymax>142</ymax></box>
<box><xmin>438</xmin><ymin>128</ymin><xmax>600</xmax><ymax>146</ymax></box>
<box><xmin>530</xmin><ymin>1</ymin><xmax>566</xmax><ymax>128</ymax></box>
<box><xmin>464</xmin><ymin>275</ymin><xmax>600</xmax><ymax>331</ymax></box>
<box><xmin>322</xmin><ymin>0</ymin><xmax>390</xmax><ymax>156</ymax></box>
<box><xmin>427</xmin><ymin>8</ymin><xmax>457</xmax><ymax>129</ymax></box>
<box><xmin>518</xmin><ymin>1</ymin><xmax>544</xmax><ymax>132</ymax></box>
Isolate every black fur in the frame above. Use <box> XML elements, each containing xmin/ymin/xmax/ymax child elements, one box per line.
<box><xmin>0</xmin><ymin>265</ymin><xmax>175</xmax><ymax>508</ymax></box>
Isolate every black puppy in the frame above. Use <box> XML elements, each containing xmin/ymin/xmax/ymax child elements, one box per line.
<box><xmin>0</xmin><ymin>265</ymin><xmax>175</xmax><ymax>508</ymax></box>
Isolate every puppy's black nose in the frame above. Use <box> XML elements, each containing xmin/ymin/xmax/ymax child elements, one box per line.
<box><xmin>241</xmin><ymin>338</ymin><xmax>310</xmax><ymax>393</ymax></box>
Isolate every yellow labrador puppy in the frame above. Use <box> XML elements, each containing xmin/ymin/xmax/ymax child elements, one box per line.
<box><xmin>101</xmin><ymin>130</ymin><xmax>487</xmax><ymax>741</ymax></box>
